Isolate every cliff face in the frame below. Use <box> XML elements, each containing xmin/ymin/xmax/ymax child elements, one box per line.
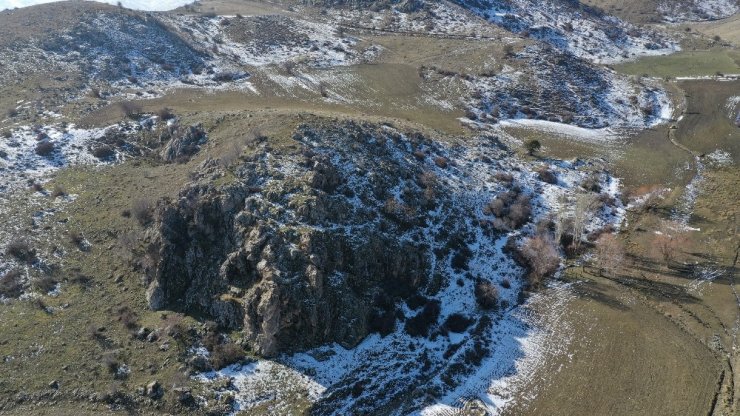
<box><xmin>147</xmin><ymin>121</ymin><xmax>443</xmax><ymax>356</ymax></box>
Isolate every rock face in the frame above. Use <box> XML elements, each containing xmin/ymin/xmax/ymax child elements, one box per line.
<box><xmin>159</xmin><ymin>124</ymin><xmax>207</xmax><ymax>163</ymax></box>
<box><xmin>148</xmin><ymin>121</ymin><xmax>442</xmax><ymax>356</ymax></box>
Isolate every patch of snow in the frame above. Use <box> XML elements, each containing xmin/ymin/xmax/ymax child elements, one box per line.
<box><xmin>658</xmin><ymin>0</ymin><xmax>739</xmax><ymax>23</ymax></box>
<box><xmin>499</xmin><ymin>119</ymin><xmax>620</xmax><ymax>142</ymax></box>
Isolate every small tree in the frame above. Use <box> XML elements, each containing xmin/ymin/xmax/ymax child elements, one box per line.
<box><xmin>571</xmin><ymin>193</ymin><xmax>597</xmax><ymax>251</ymax></box>
<box><xmin>653</xmin><ymin>221</ymin><xmax>687</xmax><ymax>265</ymax></box>
<box><xmin>525</xmin><ymin>139</ymin><xmax>541</xmax><ymax>155</ymax></box>
<box><xmin>594</xmin><ymin>234</ymin><xmax>624</xmax><ymax>277</ymax></box>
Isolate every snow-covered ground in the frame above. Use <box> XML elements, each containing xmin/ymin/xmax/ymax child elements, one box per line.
<box><xmin>658</xmin><ymin>0</ymin><xmax>739</xmax><ymax>23</ymax></box>
<box><xmin>451</xmin><ymin>0</ymin><xmax>678</xmax><ymax>64</ymax></box>
<box><xmin>0</xmin><ymin>0</ymin><xmax>193</xmax><ymax>11</ymax></box>
<box><xmin>0</xmin><ymin>124</ymin><xmax>116</xmax><ymax>194</ymax></box>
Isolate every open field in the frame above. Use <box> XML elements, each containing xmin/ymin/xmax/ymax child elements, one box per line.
<box><xmin>614</xmin><ymin>49</ymin><xmax>740</xmax><ymax>78</ymax></box>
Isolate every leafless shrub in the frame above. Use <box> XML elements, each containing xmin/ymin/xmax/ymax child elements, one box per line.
<box><xmin>474</xmin><ymin>280</ymin><xmax>499</xmax><ymax>310</ymax></box>
<box><xmin>51</xmin><ymin>184</ymin><xmax>66</xmax><ymax>198</ymax></box>
<box><xmin>31</xmin><ymin>276</ymin><xmax>57</xmax><ymax>293</ymax></box>
<box><xmin>89</xmin><ymin>87</ymin><xmax>102</xmax><ymax>99</ymax></box>
<box><xmin>594</xmin><ymin>233</ymin><xmax>624</xmax><ymax>277</ymax></box>
<box><xmin>318</xmin><ymin>81</ymin><xmax>329</xmax><ymax>98</ymax></box>
<box><xmin>1</xmin><ymin>130</ymin><xmax>11</xmax><ymax>139</ymax></box>
<box><xmin>0</xmin><ymin>269</ymin><xmax>23</xmax><ymax>298</ymax></box>
<box><xmin>91</xmin><ymin>144</ymin><xmax>116</xmax><ymax>160</ymax></box>
<box><xmin>434</xmin><ymin>156</ymin><xmax>448</xmax><ymax>168</ymax></box>
<box><xmin>484</xmin><ymin>189</ymin><xmax>532</xmax><ymax>231</ymax></box>
<box><xmin>210</xmin><ymin>342</ymin><xmax>245</xmax><ymax>370</ymax></box>
<box><xmin>116</xmin><ymin>306</ymin><xmax>139</xmax><ymax>331</ymax></box>
<box><xmin>102</xmin><ymin>352</ymin><xmax>121</xmax><ymax>374</ymax></box>
<box><xmin>494</xmin><ymin>172</ymin><xmax>513</xmax><ymax>183</ymax></box>
<box><xmin>35</xmin><ymin>141</ymin><xmax>55</xmax><ymax>157</ymax></box>
<box><xmin>6</xmin><ymin>240</ymin><xmax>36</xmax><ymax>263</ymax></box>
<box><xmin>653</xmin><ymin>221</ymin><xmax>688</xmax><ymax>265</ymax></box>
<box><xmin>219</xmin><ymin>142</ymin><xmax>242</xmax><ymax>168</ymax></box>
<box><xmin>519</xmin><ymin>234</ymin><xmax>560</xmax><ymax>288</ymax></box>
<box><xmin>119</xmin><ymin>101</ymin><xmax>142</xmax><ymax>119</ymax></box>
<box><xmin>132</xmin><ymin>199</ymin><xmax>153</xmax><ymax>226</ymax></box>
<box><xmin>68</xmin><ymin>230</ymin><xmax>85</xmax><ymax>247</ymax></box>
<box><xmin>537</xmin><ymin>167</ymin><xmax>557</xmax><ymax>184</ymax></box>
<box><xmin>156</xmin><ymin>107</ymin><xmax>175</xmax><ymax>120</ymax></box>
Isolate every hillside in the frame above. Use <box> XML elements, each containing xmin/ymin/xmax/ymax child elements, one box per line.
<box><xmin>0</xmin><ymin>1</ymin><xmax>738</xmax><ymax>415</ymax></box>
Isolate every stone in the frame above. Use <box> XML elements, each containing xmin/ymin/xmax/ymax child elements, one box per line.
<box><xmin>145</xmin><ymin>380</ymin><xmax>162</xmax><ymax>400</ymax></box>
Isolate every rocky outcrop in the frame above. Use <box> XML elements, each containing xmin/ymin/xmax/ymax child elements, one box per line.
<box><xmin>159</xmin><ymin>124</ymin><xmax>207</xmax><ymax>163</ymax></box>
<box><xmin>147</xmin><ymin>122</ymin><xmax>445</xmax><ymax>356</ymax></box>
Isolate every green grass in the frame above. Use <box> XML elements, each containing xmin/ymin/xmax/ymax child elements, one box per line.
<box><xmin>614</xmin><ymin>49</ymin><xmax>740</xmax><ymax>78</ymax></box>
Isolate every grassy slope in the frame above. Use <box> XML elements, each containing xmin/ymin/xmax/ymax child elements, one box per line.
<box><xmin>614</xmin><ymin>49</ymin><xmax>740</xmax><ymax>78</ymax></box>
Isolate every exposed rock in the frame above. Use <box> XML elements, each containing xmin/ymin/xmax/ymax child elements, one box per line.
<box><xmin>145</xmin><ymin>380</ymin><xmax>162</xmax><ymax>400</ymax></box>
<box><xmin>159</xmin><ymin>124</ymin><xmax>207</xmax><ymax>163</ymax></box>
<box><xmin>148</xmin><ymin>121</ymin><xmax>443</xmax><ymax>356</ymax></box>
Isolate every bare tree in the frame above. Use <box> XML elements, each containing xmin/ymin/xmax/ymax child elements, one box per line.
<box><xmin>572</xmin><ymin>193</ymin><xmax>597</xmax><ymax>251</ymax></box>
<box><xmin>594</xmin><ymin>234</ymin><xmax>624</xmax><ymax>277</ymax></box>
<box><xmin>520</xmin><ymin>233</ymin><xmax>560</xmax><ymax>288</ymax></box>
<box><xmin>653</xmin><ymin>220</ymin><xmax>688</xmax><ymax>265</ymax></box>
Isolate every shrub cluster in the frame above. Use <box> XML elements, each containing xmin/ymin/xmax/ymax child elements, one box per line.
<box><xmin>404</xmin><ymin>299</ymin><xmax>441</xmax><ymax>337</ymax></box>
<box><xmin>443</xmin><ymin>313</ymin><xmax>475</xmax><ymax>333</ymax></box>
<box><xmin>210</xmin><ymin>342</ymin><xmax>245</xmax><ymax>370</ymax></box>
<box><xmin>483</xmin><ymin>188</ymin><xmax>532</xmax><ymax>231</ymax></box>
<box><xmin>6</xmin><ymin>240</ymin><xmax>36</xmax><ymax>263</ymax></box>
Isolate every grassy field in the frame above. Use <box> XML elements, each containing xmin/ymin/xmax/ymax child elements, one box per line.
<box><xmin>685</xmin><ymin>14</ymin><xmax>740</xmax><ymax>46</ymax></box>
<box><xmin>512</xmin><ymin>58</ymin><xmax>739</xmax><ymax>415</ymax></box>
<box><xmin>614</xmin><ymin>49</ymin><xmax>740</xmax><ymax>78</ymax></box>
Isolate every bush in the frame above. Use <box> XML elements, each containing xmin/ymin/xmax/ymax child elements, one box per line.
<box><xmin>51</xmin><ymin>185</ymin><xmax>66</xmax><ymax>198</ymax></box>
<box><xmin>443</xmin><ymin>313</ymin><xmax>474</xmax><ymax>333</ymax></box>
<box><xmin>210</xmin><ymin>342</ymin><xmax>245</xmax><ymax>370</ymax></box>
<box><xmin>116</xmin><ymin>306</ymin><xmax>139</xmax><ymax>331</ymax></box>
<box><xmin>132</xmin><ymin>199</ymin><xmax>153</xmax><ymax>226</ymax></box>
<box><xmin>6</xmin><ymin>240</ymin><xmax>36</xmax><ymax>263</ymax></box>
<box><xmin>368</xmin><ymin>308</ymin><xmax>396</xmax><ymax>336</ymax></box>
<box><xmin>156</xmin><ymin>107</ymin><xmax>175</xmax><ymax>120</ymax></box>
<box><xmin>537</xmin><ymin>168</ymin><xmax>557</xmax><ymax>184</ymax></box>
<box><xmin>119</xmin><ymin>101</ymin><xmax>142</xmax><ymax>118</ymax></box>
<box><xmin>31</xmin><ymin>276</ymin><xmax>57</xmax><ymax>293</ymax></box>
<box><xmin>0</xmin><ymin>270</ymin><xmax>23</xmax><ymax>298</ymax></box>
<box><xmin>404</xmin><ymin>300</ymin><xmax>440</xmax><ymax>337</ymax></box>
<box><xmin>35</xmin><ymin>141</ymin><xmax>55</xmax><ymax>157</ymax></box>
<box><xmin>474</xmin><ymin>280</ymin><xmax>499</xmax><ymax>310</ymax></box>
<box><xmin>524</xmin><ymin>139</ymin><xmax>541</xmax><ymax>155</ymax></box>
<box><xmin>405</xmin><ymin>294</ymin><xmax>428</xmax><ymax>310</ymax></box>
<box><xmin>519</xmin><ymin>234</ymin><xmax>560</xmax><ymax>288</ymax></box>
<box><xmin>91</xmin><ymin>145</ymin><xmax>115</xmax><ymax>160</ymax></box>
<box><xmin>68</xmin><ymin>230</ymin><xmax>85</xmax><ymax>247</ymax></box>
